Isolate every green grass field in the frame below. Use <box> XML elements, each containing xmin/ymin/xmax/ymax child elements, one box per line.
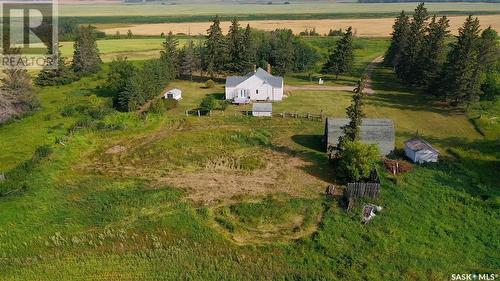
<box><xmin>59</xmin><ymin>38</ymin><xmax>202</xmax><ymax>62</ymax></box>
<box><xmin>0</xmin><ymin>35</ymin><xmax>498</xmax><ymax>280</ymax></box>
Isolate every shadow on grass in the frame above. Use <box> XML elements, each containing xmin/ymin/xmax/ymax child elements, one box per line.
<box><xmin>291</xmin><ymin>135</ymin><xmax>325</xmax><ymax>152</ymax></box>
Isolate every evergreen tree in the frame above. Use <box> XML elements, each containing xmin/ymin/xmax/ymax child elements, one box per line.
<box><xmin>72</xmin><ymin>25</ymin><xmax>102</xmax><ymax>75</ymax></box>
<box><xmin>338</xmin><ymin>76</ymin><xmax>366</xmax><ymax>152</ymax></box>
<box><xmin>437</xmin><ymin>15</ymin><xmax>482</xmax><ymax>105</ymax></box>
<box><xmin>205</xmin><ymin>15</ymin><xmax>226</xmax><ymax>77</ymax></box>
<box><xmin>323</xmin><ymin>27</ymin><xmax>354</xmax><ymax>79</ymax></box>
<box><xmin>271</xmin><ymin>29</ymin><xmax>295</xmax><ymax>75</ymax></box>
<box><xmin>478</xmin><ymin>26</ymin><xmax>499</xmax><ymax>73</ymax></box>
<box><xmin>397</xmin><ymin>3</ymin><xmax>428</xmax><ymax>83</ymax></box>
<box><xmin>160</xmin><ymin>31</ymin><xmax>179</xmax><ymax>76</ymax></box>
<box><xmin>421</xmin><ymin>15</ymin><xmax>450</xmax><ymax>89</ymax></box>
<box><xmin>0</xmin><ymin>48</ymin><xmax>39</xmax><ymax>122</ymax></box>
<box><xmin>180</xmin><ymin>41</ymin><xmax>197</xmax><ymax>81</ymax></box>
<box><xmin>384</xmin><ymin>10</ymin><xmax>410</xmax><ymax>68</ymax></box>
<box><xmin>106</xmin><ymin>57</ymin><xmax>136</xmax><ymax>111</ymax></box>
<box><xmin>226</xmin><ymin>17</ymin><xmax>245</xmax><ymax>74</ymax></box>
<box><xmin>241</xmin><ymin>24</ymin><xmax>255</xmax><ymax>73</ymax></box>
<box><xmin>35</xmin><ymin>48</ymin><xmax>77</xmax><ymax>86</ymax></box>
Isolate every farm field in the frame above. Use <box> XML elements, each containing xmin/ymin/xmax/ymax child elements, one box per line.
<box><xmin>59</xmin><ymin>2</ymin><xmax>500</xmax><ymax>17</ymax></box>
<box><xmin>99</xmin><ymin>14</ymin><xmax>500</xmax><ymax>37</ymax></box>
<box><xmin>59</xmin><ymin>38</ymin><xmax>202</xmax><ymax>62</ymax></box>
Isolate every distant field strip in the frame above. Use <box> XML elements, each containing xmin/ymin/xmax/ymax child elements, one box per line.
<box><xmin>100</xmin><ymin>15</ymin><xmax>500</xmax><ymax>37</ymax></box>
<box><xmin>59</xmin><ymin>2</ymin><xmax>500</xmax><ymax>17</ymax></box>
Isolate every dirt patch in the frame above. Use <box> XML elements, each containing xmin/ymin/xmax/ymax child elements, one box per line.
<box><xmin>101</xmin><ymin>15</ymin><xmax>500</xmax><ymax>37</ymax></box>
<box><xmin>153</xmin><ymin>150</ymin><xmax>328</xmax><ymax>203</ymax></box>
<box><xmin>105</xmin><ymin>145</ymin><xmax>127</xmax><ymax>154</ymax></box>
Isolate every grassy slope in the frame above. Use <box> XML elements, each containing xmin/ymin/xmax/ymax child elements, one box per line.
<box><xmin>0</xmin><ymin>38</ymin><xmax>498</xmax><ymax>280</ymax></box>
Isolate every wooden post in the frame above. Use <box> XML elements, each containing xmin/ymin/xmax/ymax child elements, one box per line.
<box><xmin>185</xmin><ymin>110</ymin><xmax>188</xmax><ymax>116</ymax></box>
<box><xmin>197</xmin><ymin>110</ymin><xmax>200</xmax><ymax>117</ymax></box>
<box><xmin>209</xmin><ymin>110</ymin><xmax>212</xmax><ymax>116</ymax></box>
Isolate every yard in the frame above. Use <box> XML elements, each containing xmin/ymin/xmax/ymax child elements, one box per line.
<box><xmin>0</xmin><ymin>35</ymin><xmax>498</xmax><ymax>279</ymax></box>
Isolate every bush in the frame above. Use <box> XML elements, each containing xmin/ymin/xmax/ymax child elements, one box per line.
<box><xmin>149</xmin><ymin>98</ymin><xmax>178</xmax><ymax>114</ymax></box>
<box><xmin>337</xmin><ymin>140</ymin><xmax>379</xmax><ymax>181</ymax></box>
<box><xmin>204</xmin><ymin>79</ymin><xmax>215</xmax><ymax>89</ymax></box>
<box><xmin>200</xmin><ymin>95</ymin><xmax>218</xmax><ymax>110</ymax></box>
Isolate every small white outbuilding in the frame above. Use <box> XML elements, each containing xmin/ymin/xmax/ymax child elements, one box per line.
<box><xmin>163</xmin><ymin>88</ymin><xmax>182</xmax><ymax>100</ymax></box>
<box><xmin>404</xmin><ymin>137</ymin><xmax>439</xmax><ymax>164</ymax></box>
<box><xmin>252</xmin><ymin>103</ymin><xmax>272</xmax><ymax>117</ymax></box>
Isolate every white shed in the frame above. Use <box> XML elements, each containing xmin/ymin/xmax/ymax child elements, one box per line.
<box><xmin>404</xmin><ymin>137</ymin><xmax>439</xmax><ymax>163</ymax></box>
<box><xmin>163</xmin><ymin>88</ymin><xmax>182</xmax><ymax>100</ymax></box>
<box><xmin>252</xmin><ymin>103</ymin><xmax>272</xmax><ymax>117</ymax></box>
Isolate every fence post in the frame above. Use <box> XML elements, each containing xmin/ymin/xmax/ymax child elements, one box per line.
<box><xmin>197</xmin><ymin>110</ymin><xmax>200</xmax><ymax>117</ymax></box>
<box><xmin>209</xmin><ymin>110</ymin><xmax>212</xmax><ymax>116</ymax></box>
<box><xmin>307</xmin><ymin>112</ymin><xmax>310</xmax><ymax>119</ymax></box>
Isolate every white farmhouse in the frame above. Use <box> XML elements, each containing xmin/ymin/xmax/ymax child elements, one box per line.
<box><xmin>163</xmin><ymin>88</ymin><xmax>182</xmax><ymax>100</ymax></box>
<box><xmin>404</xmin><ymin>137</ymin><xmax>439</xmax><ymax>163</ymax></box>
<box><xmin>225</xmin><ymin>68</ymin><xmax>284</xmax><ymax>104</ymax></box>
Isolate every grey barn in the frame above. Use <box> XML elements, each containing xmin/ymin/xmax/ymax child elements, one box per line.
<box><xmin>324</xmin><ymin>118</ymin><xmax>395</xmax><ymax>156</ymax></box>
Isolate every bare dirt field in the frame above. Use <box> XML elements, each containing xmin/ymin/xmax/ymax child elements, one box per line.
<box><xmin>101</xmin><ymin>15</ymin><xmax>500</xmax><ymax>37</ymax></box>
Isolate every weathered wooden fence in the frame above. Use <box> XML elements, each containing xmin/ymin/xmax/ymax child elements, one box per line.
<box><xmin>185</xmin><ymin>109</ymin><xmax>211</xmax><ymax>116</ymax></box>
<box><xmin>274</xmin><ymin>111</ymin><xmax>324</xmax><ymax>121</ymax></box>
<box><xmin>345</xmin><ymin>182</ymin><xmax>381</xmax><ymax>199</ymax></box>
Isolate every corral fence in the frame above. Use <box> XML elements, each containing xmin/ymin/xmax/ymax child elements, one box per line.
<box><xmin>239</xmin><ymin>111</ymin><xmax>324</xmax><ymax>121</ymax></box>
<box><xmin>185</xmin><ymin>109</ymin><xmax>211</xmax><ymax>116</ymax></box>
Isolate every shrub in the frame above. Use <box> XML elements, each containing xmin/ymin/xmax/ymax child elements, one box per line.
<box><xmin>200</xmin><ymin>95</ymin><xmax>218</xmax><ymax>110</ymax></box>
<box><xmin>204</xmin><ymin>79</ymin><xmax>215</xmax><ymax>89</ymax></box>
<box><xmin>337</xmin><ymin>140</ymin><xmax>379</xmax><ymax>181</ymax></box>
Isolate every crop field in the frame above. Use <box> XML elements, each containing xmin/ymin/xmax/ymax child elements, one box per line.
<box><xmin>59</xmin><ymin>38</ymin><xmax>202</xmax><ymax>62</ymax></box>
<box><xmin>0</xmin><ymin>35</ymin><xmax>498</xmax><ymax>279</ymax></box>
<box><xmin>59</xmin><ymin>2</ymin><xmax>500</xmax><ymax>17</ymax></box>
<box><xmin>99</xmin><ymin>14</ymin><xmax>500</xmax><ymax>37</ymax></box>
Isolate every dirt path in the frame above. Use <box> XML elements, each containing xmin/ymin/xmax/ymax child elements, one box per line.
<box><xmin>285</xmin><ymin>55</ymin><xmax>383</xmax><ymax>94</ymax></box>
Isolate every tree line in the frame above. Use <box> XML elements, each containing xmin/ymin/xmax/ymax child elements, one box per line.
<box><xmin>385</xmin><ymin>3</ymin><xmax>499</xmax><ymax>106</ymax></box>
<box><xmin>163</xmin><ymin>16</ymin><xmax>321</xmax><ymax>78</ymax></box>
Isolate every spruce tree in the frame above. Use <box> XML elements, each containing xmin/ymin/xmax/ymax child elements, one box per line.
<box><xmin>72</xmin><ymin>25</ymin><xmax>102</xmax><ymax>75</ymax></box>
<box><xmin>36</xmin><ymin>49</ymin><xmax>76</xmax><ymax>86</ymax></box>
<box><xmin>241</xmin><ymin>24</ymin><xmax>255</xmax><ymax>73</ymax></box>
<box><xmin>397</xmin><ymin>2</ymin><xmax>428</xmax><ymax>83</ymax></box>
<box><xmin>384</xmin><ymin>10</ymin><xmax>410</xmax><ymax>68</ymax></box>
<box><xmin>421</xmin><ymin>15</ymin><xmax>450</xmax><ymax>89</ymax></box>
<box><xmin>160</xmin><ymin>31</ymin><xmax>179</xmax><ymax>76</ymax></box>
<box><xmin>338</xmin><ymin>76</ymin><xmax>366</xmax><ymax>152</ymax></box>
<box><xmin>226</xmin><ymin>17</ymin><xmax>245</xmax><ymax>74</ymax></box>
<box><xmin>478</xmin><ymin>26</ymin><xmax>499</xmax><ymax>73</ymax></box>
<box><xmin>205</xmin><ymin>15</ymin><xmax>226</xmax><ymax>77</ymax></box>
<box><xmin>180</xmin><ymin>41</ymin><xmax>196</xmax><ymax>81</ymax></box>
<box><xmin>323</xmin><ymin>26</ymin><xmax>354</xmax><ymax>79</ymax></box>
<box><xmin>438</xmin><ymin>15</ymin><xmax>482</xmax><ymax>105</ymax></box>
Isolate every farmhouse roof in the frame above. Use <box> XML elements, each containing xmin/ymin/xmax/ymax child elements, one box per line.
<box><xmin>252</xmin><ymin>102</ymin><xmax>272</xmax><ymax>112</ymax></box>
<box><xmin>325</xmin><ymin>118</ymin><xmax>395</xmax><ymax>155</ymax></box>
<box><xmin>226</xmin><ymin>68</ymin><xmax>283</xmax><ymax>88</ymax></box>
<box><xmin>165</xmin><ymin>88</ymin><xmax>181</xmax><ymax>95</ymax></box>
<box><xmin>404</xmin><ymin>137</ymin><xmax>439</xmax><ymax>153</ymax></box>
